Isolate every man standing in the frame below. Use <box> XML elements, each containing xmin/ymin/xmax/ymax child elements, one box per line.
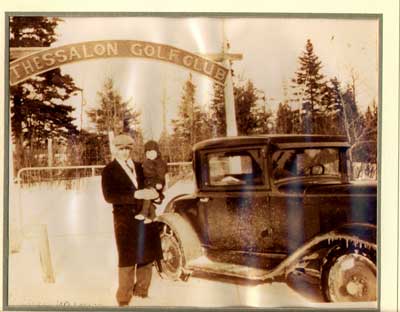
<box><xmin>101</xmin><ymin>134</ymin><xmax>162</xmax><ymax>306</ymax></box>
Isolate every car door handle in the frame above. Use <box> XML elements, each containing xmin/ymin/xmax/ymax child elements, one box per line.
<box><xmin>200</xmin><ymin>197</ymin><xmax>209</xmax><ymax>202</ymax></box>
<box><xmin>261</xmin><ymin>228</ymin><xmax>273</xmax><ymax>237</ymax></box>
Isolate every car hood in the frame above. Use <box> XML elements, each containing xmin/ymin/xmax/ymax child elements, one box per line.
<box><xmin>276</xmin><ymin>178</ymin><xmax>377</xmax><ymax>196</ymax></box>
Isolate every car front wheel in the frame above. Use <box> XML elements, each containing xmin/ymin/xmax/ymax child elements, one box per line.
<box><xmin>321</xmin><ymin>244</ymin><xmax>376</xmax><ymax>302</ymax></box>
<box><xmin>159</xmin><ymin>224</ymin><xmax>187</xmax><ymax>281</ymax></box>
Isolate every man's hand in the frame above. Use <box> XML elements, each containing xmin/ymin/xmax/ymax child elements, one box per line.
<box><xmin>134</xmin><ymin>188</ymin><xmax>159</xmax><ymax>200</ymax></box>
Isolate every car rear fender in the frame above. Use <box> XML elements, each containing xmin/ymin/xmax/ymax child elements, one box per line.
<box><xmin>266</xmin><ymin>223</ymin><xmax>377</xmax><ymax>279</ymax></box>
<box><xmin>333</xmin><ymin>222</ymin><xmax>376</xmax><ymax>243</ymax></box>
<box><xmin>156</xmin><ymin>212</ymin><xmax>203</xmax><ymax>263</ymax></box>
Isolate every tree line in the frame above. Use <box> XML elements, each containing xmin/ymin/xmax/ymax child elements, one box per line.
<box><xmin>162</xmin><ymin>39</ymin><xmax>377</xmax><ymax>164</ymax></box>
<box><xmin>10</xmin><ymin>17</ymin><xmax>377</xmax><ymax>176</ymax></box>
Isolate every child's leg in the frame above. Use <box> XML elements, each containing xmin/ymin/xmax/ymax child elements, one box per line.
<box><xmin>149</xmin><ymin>204</ymin><xmax>156</xmax><ymax>220</ymax></box>
<box><xmin>141</xmin><ymin>200</ymin><xmax>151</xmax><ymax>218</ymax></box>
<box><xmin>135</xmin><ymin>200</ymin><xmax>150</xmax><ymax>220</ymax></box>
<box><xmin>143</xmin><ymin>202</ymin><xmax>156</xmax><ymax>224</ymax></box>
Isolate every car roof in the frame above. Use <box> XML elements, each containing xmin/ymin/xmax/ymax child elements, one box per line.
<box><xmin>193</xmin><ymin>134</ymin><xmax>350</xmax><ymax>151</ymax></box>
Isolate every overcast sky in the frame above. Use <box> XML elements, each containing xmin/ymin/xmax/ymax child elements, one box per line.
<box><xmin>54</xmin><ymin>16</ymin><xmax>379</xmax><ymax>140</ymax></box>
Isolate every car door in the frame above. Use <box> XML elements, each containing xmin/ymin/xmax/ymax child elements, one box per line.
<box><xmin>199</xmin><ymin>147</ymin><xmax>274</xmax><ymax>253</ymax></box>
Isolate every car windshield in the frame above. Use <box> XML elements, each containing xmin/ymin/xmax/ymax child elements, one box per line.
<box><xmin>271</xmin><ymin>148</ymin><xmax>340</xmax><ymax>182</ymax></box>
<box><xmin>206</xmin><ymin>149</ymin><xmax>264</xmax><ymax>186</ymax></box>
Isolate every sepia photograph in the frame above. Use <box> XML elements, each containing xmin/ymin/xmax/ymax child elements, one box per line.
<box><xmin>6</xmin><ymin>14</ymin><xmax>379</xmax><ymax>309</ymax></box>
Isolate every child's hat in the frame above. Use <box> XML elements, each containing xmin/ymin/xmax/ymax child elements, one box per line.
<box><xmin>144</xmin><ymin>140</ymin><xmax>160</xmax><ymax>152</ymax></box>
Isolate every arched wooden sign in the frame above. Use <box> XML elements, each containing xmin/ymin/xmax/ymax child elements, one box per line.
<box><xmin>10</xmin><ymin>40</ymin><xmax>229</xmax><ymax>86</ymax></box>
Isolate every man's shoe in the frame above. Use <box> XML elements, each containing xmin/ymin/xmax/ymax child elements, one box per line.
<box><xmin>118</xmin><ymin>301</ymin><xmax>129</xmax><ymax>307</ymax></box>
<box><xmin>133</xmin><ymin>292</ymin><xmax>148</xmax><ymax>298</ymax></box>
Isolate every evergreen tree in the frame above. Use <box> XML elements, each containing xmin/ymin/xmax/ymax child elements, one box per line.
<box><xmin>170</xmin><ymin>76</ymin><xmax>193</xmax><ymax>161</ymax></box>
<box><xmin>250</xmin><ymin>105</ymin><xmax>274</xmax><ymax>134</ymax></box>
<box><xmin>291</xmin><ymin>39</ymin><xmax>329</xmax><ymax>134</ymax></box>
<box><xmin>10</xmin><ymin>16</ymin><xmax>60</xmax><ymax>46</ymax></box>
<box><xmin>172</xmin><ymin>74</ymin><xmax>196</xmax><ymax>154</ymax></box>
<box><xmin>324</xmin><ymin>77</ymin><xmax>346</xmax><ymax>135</ymax></box>
<box><xmin>363</xmin><ymin>100</ymin><xmax>378</xmax><ymax>163</ymax></box>
<box><xmin>66</xmin><ymin>131</ymin><xmax>109</xmax><ymax>166</ymax></box>
<box><xmin>276</xmin><ymin>102</ymin><xmax>295</xmax><ymax>134</ymax></box>
<box><xmin>192</xmin><ymin>102</ymin><xmax>212</xmax><ymax>143</ymax></box>
<box><xmin>364</xmin><ymin>101</ymin><xmax>378</xmax><ymax>142</ymax></box>
<box><xmin>234</xmin><ymin>80</ymin><xmax>262</xmax><ymax>135</ymax></box>
<box><xmin>350</xmin><ymin>100</ymin><xmax>377</xmax><ymax>164</ymax></box>
<box><xmin>341</xmin><ymin>83</ymin><xmax>364</xmax><ymax>144</ymax></box>
<box><xmin>158</xmin><ymin>130</ymin><xmax>172</xmax><ymax>163</ymax></box>
<box><xmin>171</xmin><ymin>74</ymin><xmax>195</xmax><ymax>144</ymax></box>
<box><xmin>340</xmin><ymin>82</ymin><xmax>374</xmax><ymax>169</ymax></box>
<box><xmin>87</xmin><ymin>77</ymin><xmax>141</xmax><ymax>138</ymax></box>
<box><xmin>276</xmin><ymin>80</ymin><xmax>302</xmax><ymax>134</ymax></box>
<box><xmin>86</xmin><ymin>77</ymin><xmax>142</xmax><ymax>162</ymax></box>
<box><xmin>170</xmin><ymin>74</ymin><xmax>210</xmax><ymax>161</ymax></box>
<box><xmin>208</xmin><ymin>79</ymin><xmax>268</xmax><ymax>136</ymax></box>
<box><xmin>208</xmin><ymin>82</ymin><xmax>226</xmax><ymax>137</ymax></box>
<box><xmin>10</xmin><ymin>16</ymin><xmax>79</xmax><ymax>170</ymax></box>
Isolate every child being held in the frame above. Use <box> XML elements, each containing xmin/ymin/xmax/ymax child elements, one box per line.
<box><xmin>135</xmin><ymin>140</ymin><xmax>167</xmax><ymax>223</ymax></box>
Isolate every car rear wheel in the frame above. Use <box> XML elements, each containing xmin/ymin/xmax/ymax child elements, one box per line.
<box><xmin>159</xmin><ymin>224</ymin><xmax>187</xmax><ymax>281</ymax></box>
<box><xmin>321</xmin><ymin>244</ymin><xmax>376</xmax><ymax>302</ymax></box>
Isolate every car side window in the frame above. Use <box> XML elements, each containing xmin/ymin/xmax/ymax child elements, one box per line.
<box><xmin>206</xmin><ymin>149</ymin><xmax>264</xmax><ymax>186</ymax></box>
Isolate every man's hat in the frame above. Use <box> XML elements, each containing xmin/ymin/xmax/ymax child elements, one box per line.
<box><xmin>113</xmin><ymin>134</ymin><xmax>134</xmax><ymax>148</ymax></box>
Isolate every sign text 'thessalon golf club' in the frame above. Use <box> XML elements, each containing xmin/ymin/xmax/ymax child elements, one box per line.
<box><xmin>10</xmin><ymin>40</ymin><xmax>229</xmax><ymax>85</ymax></box>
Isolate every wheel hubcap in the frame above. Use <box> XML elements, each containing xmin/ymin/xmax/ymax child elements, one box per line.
<box><xmin>346</xmin><ymin>280</ymin><xmax>364</xmax><ymax>297</ymax></box>
<box><xmin>328</xmin><ymin>252</ymin><xmax>376</xmax><ymax>302</ymax></box>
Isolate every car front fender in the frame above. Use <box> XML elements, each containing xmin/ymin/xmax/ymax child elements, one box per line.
<box><xmin>156</xmin><ymin>212</ymin><xmax>203</xmax><ymax>263</ymax></box>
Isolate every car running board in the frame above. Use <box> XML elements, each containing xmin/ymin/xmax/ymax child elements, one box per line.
<box><xmin>186</xmin><ymin>256</ymin><xmax>271</xmax><ymax>281</ymax></box>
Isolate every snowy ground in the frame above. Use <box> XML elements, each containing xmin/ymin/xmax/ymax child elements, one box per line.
<box><xmin>7</xmin><ymin>177</ymin><xmax>376</xmax><ymax>309</ymax></box>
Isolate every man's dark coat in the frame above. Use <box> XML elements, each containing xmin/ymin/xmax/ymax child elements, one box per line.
<box><xmin>101</xmin><ymin>159</ymin><xmax>162</xmax><ymax>267</ymax></box>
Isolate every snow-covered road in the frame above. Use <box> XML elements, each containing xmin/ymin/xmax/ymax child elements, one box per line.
<box><xmin>7</xmin><ymin>177</ymin><xmax>376</xmax><ymax>309</ymax></box>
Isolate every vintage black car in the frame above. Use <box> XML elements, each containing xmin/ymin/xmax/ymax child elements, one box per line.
<box><xmin>156</xmin><ymin>135</ymin><xmax>377</xmax><ymax>303</ymax></box>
